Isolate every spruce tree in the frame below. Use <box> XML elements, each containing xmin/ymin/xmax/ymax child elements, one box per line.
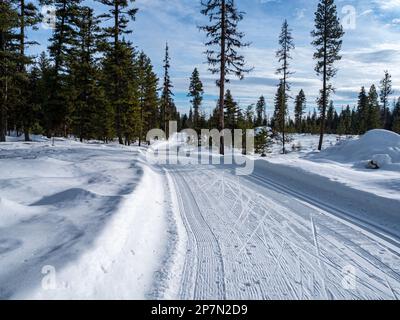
<box><xmin>273</xmin><ymin>80</ymin><xmax>288</xmax><ymax>152</ymax></box>
<box><xmin>356</xmin><ymin>86</ymin><xmax>368</xmax><ymax>134</ymax></box>
<box><xmin>379</xmin><ymin>70</ymin><xmax>393</xmax><ymax>129</ymax></box>
<box><xmin>276</xmin><ymin>19</ymin><xmax>295</xmax><ymax>153</ymax></box>
<box><xmin>97</xmin><ymin>0</ymin><xmax>138</xmax><ymax>144</ymax></box>
<box><xmin>255</xmin><ymin>96</ymin><xmax>266</xmax><ymax>127</ymax></box>
<box><xmin>200</xmin><ymin>0</ymin><xmax>251</xmax><ymax>154</ymax></box>
<box><xmin>0</xmin><ymin>1</ymin><xmax>19</xmax><ymax>141</ymax></box>
<box><xmin>188</xmin><ymin>68</ymin><xmax>204</xmax><ymax>133</ymax></box>
<box><xmin>326</xmin><ymin>101</ymin><xmax>335</xmax><ymax>133</ymax></box>
<box><xmin>136</xmin><ymin>51</ymin><xmax>158</xmax><ymax>145</ymax></box>
<box><xmin>224</xmin><ymin>89</ymin><xmax>239</xmax><ymax>130</ymax></box>
<box><xmin>311</xmin><ymin>0</ymin><xmax>344</xmax><ymax>150</ymax></box>
<box><xmin>69</xmin><ymin>6</ymin><xmax>105</xmax><ymax>142</ymax></box>
<box><xmin>160</xmin><ymin>43</ymin><xmax>176</xmax><ymax>138</ymax></box>
<box><xmin>40</xmin><ymin>0</ymin><xmax>83</xmax><ymax>138</ymax></box>
<box><xmin>294</xmin><ymin>89</ymin><xmax>306</xmax><ymax>133</ymax></box>
<box><xmin>12</xmin><ymin>0</ymin><xmax>40</xmax><ymax>141</ymax></box>
<box><xmin>255</xmin><ymin>128</ymin><xmax>271</xmax><ymax>157</ymax></box>
<box><xmin>367</xmin><ymin>84</ymin><xmax>380</xmax><ymax>131</ymax></box>
<box><xmin>392</xmin><ymin>98</ymin><xmax>400</xmax><ymax>134</ymax></box>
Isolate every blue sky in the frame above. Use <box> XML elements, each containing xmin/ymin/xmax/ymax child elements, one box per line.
<box><xmin>29</xmin><ymin>0</ymin><xmax>400</xmax><ymax>116</ymax></box>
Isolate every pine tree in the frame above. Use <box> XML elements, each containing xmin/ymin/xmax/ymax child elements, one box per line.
<box><xmin>276</xmin><ymin>19</ymin><xmax>295</xmax><ymax>154</ymax></box>
<box><xmin>160</xmin><ymin>43</ymin><xmax>176</xmax><ymax>138</ymax></box>
<box><xmin>311</xmin><ymin>0</ymin><xmax>345</xmax><ymax>150</ymax></box>
<box><xmin>136</xmin><ymin>51</ymin><xmax>158</xmax><ymax>145</ymax></box>
<box><xmin>326</xmin><ymin>101</ymin><xmax>335</xmax><ymax>133</ymax></box>
<box><xmin>35</xmin><ymin>52</ymin><xmax>52</xmax><ymax>134</ymax></box>
<box><xmin>69</xmin><ymin>6</ymin><xmax>105</xmax><ymax>142</ymax></box>
<box><xmin>273</xmin><ymin>81</ymin><xmax>288</xmax><ymax>152</ymax></box>
<box><xmin>0</xmin><ymin>1</ymin><xmax>19</xmax><ymax>141</ymax></box>
<box><xmin>12</xmin><ymin>0</ymin><xmax>40</xmax><ymax>141</ymax></box>
<box><xmin>97</xmin><ymin>0</ymin><xmax>138</xmax><ymax>144</ymax></box>
<box><xmin>102</xmin><ymin>40</ymin><xmax>137</xmax><ymax>144</ymax></box>
<box><xmin>243</xmin><ymin>104</ymin><xmax>254</xmax><ymax>129</ymax></box>
<box><xmin>26</xmin><ymin>63</ymin><xmax>42</xmax><ymax>135</ymax></box>
<box><xmin>392</xmin><ymin>98</ymin><xmax>400</xmax><ymax>134</ymax></box>
<box><xmin>188</xmin><ymin>68</ymin><xmax>204</xmax><ymax>133</ymax></box>
<box><xmin>367</xmin><ymin>84</ymin><xmax>380</xmax><ymax>131</ymax></box>
<box><xmin>356</xmin><ymin>86</ymin><xmax>368</xmax><ymax>134</ymax></box>
<box><xmin>40</xmin><ymin>0</ymin><xmax>83</xmax><ymax>137</ymax></box>
<box><xmin>255</xmin><ymin>96</ymin><xmax>266</xmax><ymax>127</ymax></box>
<box><xmin>379</xmin><ymin>70</ymin><xmax>393</xmax><ymax>129</ymax></box>
<box><xmin>294</xmin><ymin>89</ymin><xmax>306</xmax><ymax>132</ymax></box>
<box><xmin>224</xmin><ymin>90</ymin><xmax>239</xmax><ymax>130</ymax></box>
<box><xmin>200</xmin><ymin>0</ymin><xmax>251</xmax><ymax>154</ymax></box>
<box><xmin>255</xmin><ymin>128</ymin><xmax>271</xmax><ymax>157</ymax></box>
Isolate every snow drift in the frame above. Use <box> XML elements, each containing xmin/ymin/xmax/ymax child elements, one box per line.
<box><xmin>310</xmin><ymin>130</ymin><xmax>400</xmax><ymax>170</ymax></box>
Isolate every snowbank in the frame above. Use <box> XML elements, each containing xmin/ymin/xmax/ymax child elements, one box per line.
<box><xmin>310</xmin><ymin>130</ymin><xmax>400</xmax><ymax>170</ymax></box>
<box><xmin>0</xmin><ymin>140</ymin><xmax>169</xmax><ymax>299</ymax></box>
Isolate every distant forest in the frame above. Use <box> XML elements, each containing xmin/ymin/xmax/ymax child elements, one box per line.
<box><xmin>1</xmin><ymin>0</ymin><xmax>399</xmax><ymax>147</ymax></box>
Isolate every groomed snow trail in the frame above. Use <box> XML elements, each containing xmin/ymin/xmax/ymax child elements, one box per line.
<box><xmin>166</xmin><ymin>162</ymin><xmax>400</xmax><ymax>300</ymax></box>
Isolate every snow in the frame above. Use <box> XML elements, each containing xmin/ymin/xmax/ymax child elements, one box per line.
<box><xmin>1</xmin><ymin>130</ymin><xmax>400</xmax><ymax>300</ymax></box>
<box><xmin>263</xmin><ymin>131</ymin><xmax>400</xmax><ymax>200</ymax></box>
<box><xmin>165</xmin><ymin>154</ymin><xmax>400</xmax><ymax>299</ymax></box>
<box><xmin>310</xmin><ymin>130</ymin><xmax>400</xmax><ymax>171</ymax></box>
<box><xmin>0</xmin><ymin>139</ymin><xmax>170</xmax><ymax>299</ymax></box>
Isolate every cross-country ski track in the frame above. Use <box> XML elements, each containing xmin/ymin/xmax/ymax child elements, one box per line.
<box><xmin>161</xmin><ymin>159</ymin><xmax>400</xmax><ymax>300</ymax></box>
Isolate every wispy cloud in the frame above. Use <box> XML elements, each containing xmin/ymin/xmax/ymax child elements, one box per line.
<box><xmin>29</xmin><ymin>0</ymin><xmax>400</xmax><ymax>114</ymax></box>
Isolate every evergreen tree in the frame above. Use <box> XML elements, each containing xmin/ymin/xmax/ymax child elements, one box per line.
<box><xmin>356</xmin><ymin>86</ymin><xmax>368</xmax><ymax>134</ymax></box>
<box><xmin>102</xmin><ymin>40</ymin><xmax>137</xmax><ymax>144</ymax></box>
<box><xmin>276</xmin><ymin>19</ymin><xmax>295</xmax><ymax>154</ymax></box>
<box><xmin>294</xmin><ymin>89</ymin><xmax>306</xmax><ymax>132</ymax></box>
<box><xmin>40</xmin><ymin>0</ymin><xmax>83</xmax><ymax>137</ymax></box>
<box><xmin>311</xmin><ymin>0</ymin><xmax>345</xmax><ymax>150</ymax></box>
<box><xmin>224</xmin><ymin>90</ymin><xmax>239</xmax><ymax>130</ymax></box>
<box><xmin>392</xmin><ymin>98</ymin><xmax>400</xmax><ymax>134</ymax></box>
<box><xmin>160</xmin><ymin>43</ymin><xmax>176</xmax><ymax>137</ymax></box>
<box><xmin>12</xmin><ymin>0</ymin><xmax>40</xmax><ymax>141</ymax></box>
<box><xmin>188</xmin><ymin>68</ymin><xmax>204</xmax><ymax>133</ymax></box>
<box><xmin>273</xmin><ymin>80</ymin><xmax>288</xmax><ymax>152</ymax></box>
<box><xmin>136</xmin><ymin>51</ymin><xmax>158</xmax><ymax>145</ymax></box>
<box><xmin>243</xmin><ymin>104</ymin><xmax>254</xmax><ymax>129</ymax></box>
<box><xmin>200</xmin><ymin>0</ymin><xmax>251</xmax><ymax>154</ymax></box>
<box><xmin>379</xmin><ymin>70</ymin><xmax>393</xmax><ymax>129</ymax></box>
<box><xmin>341</xmin><ymin>105</ymin><xmax>352</xmax><ymax>135</ymax></box>
<box><xmin>367</xmin><ymin>84</ymin><xmax>380</xmax><ymax>131</ymax></box>
<box><xmin>0</xmin><ymin>1</ymin><xmax>22</xmax><ymax>141</ymax></box>
<box><xmin>255</xmin><ymin>95</ymin><xmax>266</xmax><ymax>127</ymax></box>
<box><xmin>255</xmin><ymin>128</ymin><xmax>271</xmax><ymax>157</ymax></box>
<box><xmin>25</xmin><ymin>63</ymin><xmax>43</xmax><ymax>135</ymax></box>
<box><xmin>69</xmin><ymin>6</ymin><xmax>106</xmax><ymax>142</ymax></box>
<box><xmin>97</xmin><ymin>0</ymin><xmax>138</xmax><ymax>144</ymax></box>
<box><xmin>326</xmin><ymin>101</ymin><xmax>335</xmax><ymax>133</ymax></box>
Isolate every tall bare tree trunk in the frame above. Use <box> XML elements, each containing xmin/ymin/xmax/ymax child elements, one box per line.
<box><xmin>219</xmin><ymin>0</ymin><xmax>226</xmax><ymax>155</ymax></box>
<box><xmin>318</xmin><ymin>31</ymin><xmax>328</xmax><ymax>151</ymax></box>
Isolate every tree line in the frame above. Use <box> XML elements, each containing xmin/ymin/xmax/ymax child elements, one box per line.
<box><xmin>0</xmin><ymin>0</ymin><xmax>399</xmax><ymax>151</ymax></box>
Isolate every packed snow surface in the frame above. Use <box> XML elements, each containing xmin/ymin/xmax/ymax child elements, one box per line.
<box><xmin>0</xmin><ymin>140</ymin><xmax>172</xmax><ymax>299</ymax></box>
<box><xmin>1</xmin><ymin>131</ymin><xmax>400</xmax><ymax>300</ymax></box>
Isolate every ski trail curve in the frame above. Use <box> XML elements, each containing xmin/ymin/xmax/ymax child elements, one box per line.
<box><xmin>166</xmin><ymin>163</ymin><xmax>400</xmax><ymax>300</ymax></box>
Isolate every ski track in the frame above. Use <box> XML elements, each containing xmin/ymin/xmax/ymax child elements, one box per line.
<box><xmin>165</xmin><ymin>163</ymin><xmax>400</xmax><ymax>300</ymax></box>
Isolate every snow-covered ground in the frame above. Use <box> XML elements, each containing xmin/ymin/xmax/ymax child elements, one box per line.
<box><xmin>264</xmin><ymin>130</ymin><xmax>400</xmax><ymax>200</ymax></box>
<box><xmin>0</xmin><ymin>139</ymin><xmax>174</xmax><ymax>299</ymax></box>
<box><xmin>1</xmin><ymin>130</ymin><xmax>400</xmax><ymax>300</ymax></box>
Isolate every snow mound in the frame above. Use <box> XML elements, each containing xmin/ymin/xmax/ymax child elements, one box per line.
<box><xmin>32</xmin><ymin>188</ymin><xmax>100</xmax><ymax>207</ymax></box>
<box><xmin>0</xmin><ymin>197</ymin><xmax>41</xmax><ymax>228</ymax></box>
<box><xmin>311</xmin><ymin>130</ymin><xmax>400</xmax><ymax>169</ymax></box>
